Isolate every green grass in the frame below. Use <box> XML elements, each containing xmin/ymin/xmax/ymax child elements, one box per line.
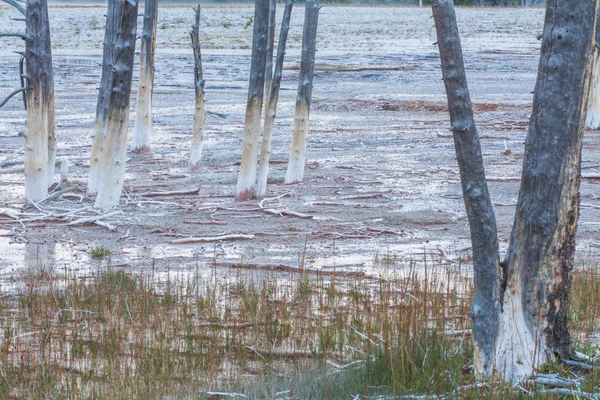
<box><xmin>0</xmin><ymin>258</ymin><xmax>598</xmax><ymax>398</ymax></box>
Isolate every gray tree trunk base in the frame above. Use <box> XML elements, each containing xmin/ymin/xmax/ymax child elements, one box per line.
<box><xmin>284</xmin><ymin>0</ymin><xmax>320</xmax><ymax>184</ymax></box>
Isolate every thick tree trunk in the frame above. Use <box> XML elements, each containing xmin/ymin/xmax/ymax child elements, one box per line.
<box><xmin>188</xmin><ymin>3</ymin><xmax>206</xmax><ymax>173</ymax></box>
<box><xmin>433</xmin><ymin>0</ymin><xmax>598</xmax><ymax>382</ymax></box>
<box><xmin>284</xmin><ymin>0</ymin><xmax>320</xmax><ymax>184</ymax></box>
<box><xmin>586</xmin><ymin>18</ymin><xmax>600</xmax><ymax>129</ymax></box>
<box><xmin>256</xmin><ymin>0</ymin><xmax>293</xmax><ymax>198</ymax></box>
<box><xmin>24</xmin><ymin>0</ymin><xmax>55</xmax><ymax>201</ymax></box>
<box><xmin>235</xmin><ymin>0</ymin><xmax>270</xmax><ymax>201</ymax></box>
<box><xmin>497</xmin><ymin>0</ymin><xmax>597</xmax><ymax>381</ymax></box>
<box><xmin>90</xmin><ymin>0</ymin><xmax>138</xmax><ymax>209</ymax></box>
<box><xmin>431</xmin><ymin>0</ymin><xmax>501</xmax><ymax>377</ymax></box>
<box><xmin>131</xmin><ymin>0</ymin><xmax>157</xmax><ymax>153</ymax></box>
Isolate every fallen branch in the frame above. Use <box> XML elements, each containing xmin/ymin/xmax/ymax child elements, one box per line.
<box><xmin>66</xmin><ymin>210</ymin><xmax>123</xmax><ymax>226</ymax></box>
<box><xmin>245</xmin><ymin>346</ymin><xmax>316</xmax><ymax>359</ymax></box>
<box><xmin>36</xmin><ymin>186</ymin><xmax>78</xmax><ymax>203</ymax></box>
<box><xmin>0</xmin><ymin>165</ymin><xmax>24</xmax><ymax>174</ymax></box>
<box><xmin>138</xmin><ymin>186</ymin><xmax>200</xmax><ymax>197</ymax></box>
<box><xmin>170</xmin><ymin>234</ymin><xmax>254</xmax><ymax>244</ymax></box>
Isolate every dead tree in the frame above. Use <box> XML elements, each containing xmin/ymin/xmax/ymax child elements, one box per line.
<box><xmin>188</xmin><ymin>3</ymin><xmax>206</xmax><ymax>172</ymax></box>
<box><xmin>256</xmin><ymin>0</ymin><xmax>294</xmax><ymax>198</ymax></box>
<box><xmin>432</xmin><ymin>0</ymin><xmax>597</xmax><ymax>382</ymax></box>
<box><xmin>0</xmin><ymin>0</ymin><xmax>56</xmax><ymax>201</ymax></box>
<box><xmin>88</xmin><ymin>0</ymin><xmax>138</xmax><ymax>208</ymax></box>
<box><xmin>235</xmin><ymin>0</ymin><xmax>270</xmax><ymax>201</ymax></box>
<box><xmin>131</xmin><ymin>0</ymin><xmax>158</xmax><ymax>153</ymax></box>
<box><xmin>284</xmin><ymin>0</ymin><xmax>320</xmax><ymax>184</ymax></box>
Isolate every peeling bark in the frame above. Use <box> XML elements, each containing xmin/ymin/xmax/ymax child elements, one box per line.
<box><xmin>433</xmin><ymin>0</ymin><xmax>598</xmax><ymax>383</ymax></box>
<box><xmin>188</xmin><ymin>3</ymin><xmax>206</xmax><ymax>173</ymax></box>
<box><xmin>498</xmin><ymin>0</ymin><xmax>597</xmax><ymax>380</ymax></box>
<box><xmin>284</xmin><ymin>0</ymin><xmax>320</xmax><ymax>184</ymax></box>
<box><xmin>131</xmin><ymin>0</ymin><xmax>157</xmax><ymax>153</ymax></box>
<box><xmin>90</xmin><ymin>0</ymin><xmax>138</xmax><ymax>209</ymax></box>
<box><xmin>431</xmin><ymin>0</ymin><xmax>501</xmax><ymax>376</ymax></box>
<box><xmin>24</xmin><ymin>0</ymin><xmax>55</xmax><ymax>201</ymax></box>
<box><xmin>235</xmin><ymin>0</ymin><xmax>270</xmax><ymax>201</ymax></box>
<box><xmin>256</xmin><ymin>0</ymin><xmax>293</xmax><ymax>198</ymax></box>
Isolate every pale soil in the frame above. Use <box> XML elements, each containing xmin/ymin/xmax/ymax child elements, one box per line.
<box><xmin>1</xmin><ymin>5</ymin><xmax>599</xmax><ymax>279</ymax></box>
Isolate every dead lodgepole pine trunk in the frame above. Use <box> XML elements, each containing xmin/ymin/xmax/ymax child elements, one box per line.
<box><xmin>89</xmin><ymin>0</ymin><xmax>138</xmax><ymax>208</ymax></box>
<box><xmin>256</xmin><ymin>0</ymin><xmax>293</xmax><ymax>198</ymax></box>
<box><xmin>586</xmin><ymin>14</ymin><xmax>600</xmax><ymax>129</ymax></box>
<box><xmin>432</xmin><ymin>0</ymin><xmax>598</xmax><ymax>382</ymax></box>
<box><xmin>188</xmin><ymin>3</ymin><xmax>206</xmax><ymax>172</ymax></box>
<box><xmin>131</xmin><ymin>0</ymin><xmax>158</xmax><ymax>153</ymax></box>
<box><xmin>24</xmin><ymin>0</ymin><xmax>55</xmax><ymax>200</ymax></box>
<box><xmin>0</xmin><ymin>1</ymin><xmax>57</xmax><ymax>199</ymax></box>
<box><xmin>235</xmin><ymin>0</ymin><xmax>270</xmax><ymax>201</ymax></box>
<box><xmin>284</xmin><ymin>0</ymin><xmax>320</xmax><ymax>184</ymax></box>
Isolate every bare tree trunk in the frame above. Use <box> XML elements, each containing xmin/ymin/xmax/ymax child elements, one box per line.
<box><xmin>90</xmin><ymin>0</ymin><xmax>138</xmax><ymax>209</ymax></box>
<box><xmin>284</xmin><ymin>0</ymin><xmax>320</xmax><ymax>184</ymax></box>
<box><xmin>431</xmin><ymin>0</ymin><xmax>501</xmax><ymax>377</ymax></box>
<box><xmin>497</xmin><ymin>0</ymin><xmax>597</xmax><ymax>381</ymax></box>
<box><xmin>235</xmin><ymin>0</ymin><xmax>270</xmax><ymax>201</ymax></box>
<box><xmin>257</xmin><ymin>0</ymin><xmax>293</xmax><ymax>198</ymax></box>
<box><xmin>188</xmin><ymin>3</ymin><xmax>206</xmax><ymax>173</ymax></box>
<box><xmin>433</xmin><ymin>0</ymin><xmax>598</xmax><ymax>382</ymax></box>
<box><xmin>131</xmin><ymin>0</ymin><xmax>158</xmax><ymax>153</ymax></box>
<box><xmin>586</xmin><ymin>19</ymin><xmax>600</xmax><ymax>129</ymax></box>
<box><xmin>24</xmin><ymin>0</ymin><xmax>55</xmax><ymax>201</ymax></box>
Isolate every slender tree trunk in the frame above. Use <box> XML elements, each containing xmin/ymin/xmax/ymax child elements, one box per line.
<box><xmin>433</xmin><ymin>0</ymin><xmax>598</xmax><ymax>382</ymax></box>
<box><xmin>24</xmin><ymin>0</ymin><xmax>55</xmax><ymax>201</ymax></box>
<box><xmin>235</xmin><ymin>0</ymin><xmax>270</xmax><ymax>201</ymax></box>
<box><xmin>586</xmin><ymin>17</ymin><xmax>600</xmax><ymax>129</ymax></box>
<box><xmin>131</xmin><ymin>0</ymin><xmax>158</xmax><ymax>153</ymax></box>
<box><xmin>284</xmin><ymin>0</ymin><xmax>320</xmax><ymax>184</ymax></box>
<box><xmin>431</xmin><ymin>0</ymin><xmax>501</xmax><ymax>377</ymax></box>
<box><xmin>188</xmin><ymin>3</ymin><xmax>206</xmax><ymax>173</ymax></box>
<box><xmin>263</xmin><ymin>0</ymin><xmax>276</xmax><ymax>120</ymax></box>
<box><xmin>256</xmin><ymin>0</ymin><xmax>293</xmax><ymax>198</ymax></box>
<box><xmin>91</xmin><ymin>0</ymin><xmax>138</xmax><ymax>209</ymax></box>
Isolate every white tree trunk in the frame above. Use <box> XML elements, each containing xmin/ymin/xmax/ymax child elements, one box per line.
<box><xmin>586</xmin><ymin>48</ymin><xmax>600</xmax><ymax>129</ymax></box>
<box><xmin>235</xmin><ymin>0</ymin><xmax>270</xmax><ymax>201</ymax></box>
<box><xmin>23</xmin><ymin>0</ymin><xmax>55</xmax><ymax>201</ymax></box>
<box><xmin>90</xmin><ymin>0</ymin><xmax>138</xmax><ymax>208</ymax></box>
<box><xmin>25</xmin><ymin>96</ymin><xmax>49</xmax><ymax>201</ymax></box>
<box><xmin>94</xmin><ymin>107</ymin><xmax>131</xmax><ymax>209</ymax></box>
<box><xmin>188</xmin><ymin>3</ymin><xmax>206</xmax><ymax>173</ymax></box>
<box><xmin>189</xmin><ymin>93</ymin><xmax>206</xmax><ymax>172</ymax></box>
<box><xmin>284</xmin><ymin>0</ymin><xmax>319</xmax><ymax>184</ymax></box>
<box><xmin>131</xmin><ymin>0</ymin><xmax>157</xmax><ymax>153</ymax></box>
<box><xmin>87</xmin><ymin>118</ymin><xmax>108</xmax><ymax>196</ymax></box>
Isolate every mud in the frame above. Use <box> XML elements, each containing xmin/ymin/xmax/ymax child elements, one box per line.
<box><xmin>1</xmin><ymin>5</ymin><xmax>600</xmax><ymax>280</ymax></box>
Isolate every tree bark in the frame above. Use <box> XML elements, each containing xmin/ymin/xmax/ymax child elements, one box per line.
<box><xmin>131</xmin><ymin>0</ymin><xmax>158</xmax><ymax>153</ymax></box>
<box><xmin>433</xmin><ymin>0</ymin><xmax>599</xmax><ymax>382</ymax></box>
<box><xmin>586</xmin><ymin>14</ymin><xmax>600</xmax><ymax>129</ymax></box>
<box><xmin>431</xmin><ymin>0</ymin><xmax>501</xmax><ymax>377</ymax></box>
<box><xmin>89</xmin><ymin>0</ymin><xmax>138</xmax><ymax>208</ymax></box>
<box><xmin>284</xmin><ymin>0</ymin><xmax>320</xmax><ymax>184</ymax></box>
<box><xmin>24</xmin><ymin>0</ymin><xmax>55</xmax><ymax>201</ymax></box>
<box><xmin>188</xmin><ymin>3</ymin><xmax>206</xmax><ymax>173</ymax></box>
<box><xmin>497</xmin><ymin>0</ymin><xmax>597</xmax><ymax>381</ymax></box>
<box><xmin>256</xmin><ymin>0</ymin><xmax>293</xmax><ymax>198</ymax></box>
<box><xmin>235</xmin><ymin>0</ymin><xmax>270</xmax><ymax>201</ymax></box>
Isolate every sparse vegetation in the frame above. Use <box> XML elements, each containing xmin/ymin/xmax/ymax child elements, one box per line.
<box><xmin>0</xmin><ymin>256</ymin><xmax>598</xmax><ymax>398</ymax></box>
<box><xmin>89</xmin><ymin>246</ymin><xmax>110</xmax><ymax>258</ymax></box>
